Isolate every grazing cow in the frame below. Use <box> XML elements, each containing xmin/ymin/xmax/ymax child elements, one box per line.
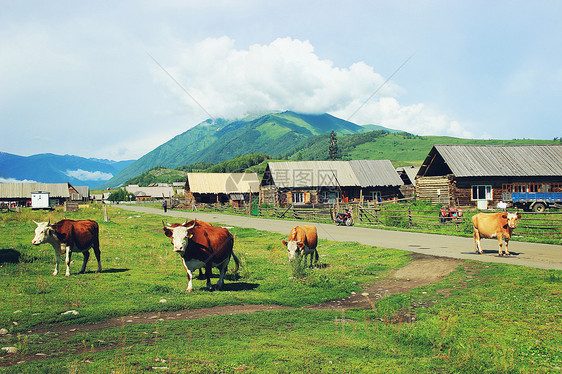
<box><xmin>282</xmin><ymin>225</ymin><xmax>319</xmax><ymax>267</ymax></box>
<box><xmin>163</xmin><ymin>219</ymin><xmax>239</xmax><ymax>292</ymax></box>
<box><xmin>32</xmin><ymin>219</ymin><xmax>101</xmax><ymax>276</ymax></box>
<box><xmin>162</xmin><ymin>219</ymin><xmax>212</xmax><ymax>279</ymax></box>
<box><xmin>472</xmin><ymin>212</ymin><xmax>521</xmax><ymax>256</ymax></box>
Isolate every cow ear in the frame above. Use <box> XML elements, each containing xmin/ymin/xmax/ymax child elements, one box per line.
<box><xmin>297</xmin><ymin>242</ymin><xmax>305</xmax><ymax>249</ymax></box>
<box><xmin>163</xmin><ymin>228</ymin><xmax>173</xmax><ymax>238</ymax></box>
<box><xmin>282</xmin><ymin>240</ymin><xmax>288</xmax><ymax>247</ymax></box>
<box><xmin>501</xmin><ymin>214</ymin><xmax>507</xmax><ymax>219</ymax></box>
<box><xmin>517</xmin><ymin>214</ymin><xmax>522</xmax><ymax>219</ymax></box>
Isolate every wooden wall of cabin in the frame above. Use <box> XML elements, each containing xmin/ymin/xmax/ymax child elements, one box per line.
<box><xmin>415</xmin><ymin>175</ymin><xmax>454</xmax><ymax>205</ymax></box>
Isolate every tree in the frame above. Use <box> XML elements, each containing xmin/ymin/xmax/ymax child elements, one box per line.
<box><xmin>329</xmin><ymin>130</ymin><xmax>339</xmax><ymax>160</ymax></box>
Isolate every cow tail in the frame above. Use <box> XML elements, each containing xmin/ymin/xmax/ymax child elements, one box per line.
<box><xmin>230</xmin><ymin>252</ymin><xmax>240</xmax><ymax>273</ymax></box>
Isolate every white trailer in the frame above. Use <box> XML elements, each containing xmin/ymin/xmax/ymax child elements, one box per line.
<box><xmin>31</xmin><ymin>191</ymin><xmax>51</xmax><ymax>209</ymax></box>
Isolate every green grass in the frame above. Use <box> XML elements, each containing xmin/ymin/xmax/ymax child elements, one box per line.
<box><xmin>0</xmin><ymin>205</ymin><xmax>560</xmax><ymax>373</ymax></box>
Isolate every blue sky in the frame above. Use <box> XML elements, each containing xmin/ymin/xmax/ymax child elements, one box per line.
<box><xmin>1</xmin><ymin>0</ymin><xmax>561</xmax><ymax>161</ymax></box>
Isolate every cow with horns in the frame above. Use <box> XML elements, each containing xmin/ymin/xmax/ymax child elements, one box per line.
<box><xmin>163</xmin><ymin>219</ymin><xmax>239</xmax><ymax>292</ymax></box>
<box><xmin>32</xmin><ymin>219</ymin><xmax>102</xmax><ymax>276</ymax></box>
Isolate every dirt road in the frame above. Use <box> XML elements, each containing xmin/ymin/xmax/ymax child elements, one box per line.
<box><xmin>118</xmin><ymin>205</ymin><xmax>562</xmax><ymax>270</ymax></box>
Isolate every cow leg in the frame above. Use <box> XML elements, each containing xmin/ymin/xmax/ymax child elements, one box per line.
<box><xmin>216</xmin><ymin>259</ymin><xmax>230</xmax><ymax>290</ymax></box>
<box><xmin>205</xmin><ymin>264</ymin><xmax>213</xmax><ymax>290</ymax></box>
<box><xmin>93</xmin><ymin>240</ymin><xmax>102</xmax><ymax>273</ymax></box>
<box><xmin>181</xmin><ymin>258</ymin><xmax>194</xmax><ymax>292</ymax></box>
<box><xmin>473</xmin><ymin>230</ymin><xmax>483</xmax><ymax>254</ymax></box>
<box><xmin>498</xmin><ymin>237</ymin><xmax>504</xmax><ymax>256</ymax></box>
<box><xmin>79</xmin><ymin>251</ymin><xmax>89</xmax><ymax>274</ymax></box>
<box><xmin>504</xmin><ymin>238</ymin><xmax>510</xmax><ymax>256</ymax></box>
<box><xmin>52</xmin><ymin>244</ymin><xmax>61</xmax><ymax>276</ymax></box>
<box><xmin>64</xmin><ymin>245</ymin><xmax>72</xmax><ymax>277</ymax></box>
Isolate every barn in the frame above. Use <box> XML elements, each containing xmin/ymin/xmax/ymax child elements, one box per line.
<box><xmin>260</xmin><ymin>160</ymin><xmax>404</xmax><ymax>206</ymax></box>
<box><xmin>416</xmin><ymin>144</ymin><xmax>562</xmax><ymax>209</ymax></box>
<box><xmin>0</xmin><ymin>183</ymin><xmax>80</xmax><ymax>208</ymax></box>
<box><xmin>184</xmin><ymin>173</ymin><xmax>260</xmax><ymax>206</ymax></box>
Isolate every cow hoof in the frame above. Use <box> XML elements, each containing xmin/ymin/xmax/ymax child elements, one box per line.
<box><xmin>52</xmin><ymin>273</ymin><xmax>57</xmax><ymax>276</ymax></box>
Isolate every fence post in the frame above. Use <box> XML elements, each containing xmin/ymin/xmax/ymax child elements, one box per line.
<box><xmin>408</xmin><ymin>205</ymin><xmax>412</xmax><ymax>228</ymax></box>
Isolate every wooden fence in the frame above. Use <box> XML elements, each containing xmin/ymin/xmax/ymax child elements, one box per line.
<box><xmin>192</xmin><ymin>202</ymin><xmax>562</xmax><ymax>241</ymax></box>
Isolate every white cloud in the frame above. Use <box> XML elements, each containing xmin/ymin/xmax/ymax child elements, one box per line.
<box><xmin>64</xmin><ymin>169</ymin><xmax>113</xmax><ymax>181</ymax></box>
<box><xmin>155</xmin><ymin>37</ymin><xmax>470</xmax><ymax>138</ymax></box>
<box><xmin>0</xmin><ymin>177</ymin><xmax>38</xmax><ymax>183</ymax></box>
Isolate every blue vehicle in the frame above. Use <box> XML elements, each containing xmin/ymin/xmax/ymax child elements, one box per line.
<box><xmin>502</xmin><ymin>192</ymin><xmax>562</xmax><ymax>212</ymax></box>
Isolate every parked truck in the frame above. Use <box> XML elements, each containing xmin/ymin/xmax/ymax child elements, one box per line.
<box><xmin>502</xmin><ymin>192</ymin><xmax>562</xmax><ymax>212</ymax></box>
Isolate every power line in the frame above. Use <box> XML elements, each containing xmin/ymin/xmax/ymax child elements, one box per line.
<box><xmin>347</xmin><ymin>54</ymin><xmax>414</xmax><ymax>122</ymax></box>
<box><xmin>145</xmin><ymin>50</ymin><xmax>215</xmax><ymax>121</ymax></box>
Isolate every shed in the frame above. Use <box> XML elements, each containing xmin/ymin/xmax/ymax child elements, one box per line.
<box><xmin>260</xmin><ymin>160</ymin><xmax>403</xmax><ymax>206</ymax></box>
<box><xmin>184</xmin><ymin>173</ymin><xmax>260</xmax><ymax>205</ymax></box>
<box><xmin>416</xmin><ymin>144</ymin><xmax>562</xmax><ymax>208</ymax></box>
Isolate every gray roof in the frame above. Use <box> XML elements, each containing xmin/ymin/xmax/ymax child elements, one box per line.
<box><xmin>349</xmin><ymin>160</ymin><xmax>404</xmax><ymax>187</ymax></box>
<box><xmin>425</xmin><ymin>144</ymin><xmax>562</xmax><ymax>177</ymax></box>
<box><xmin>186</xmin><ymin>173</ymin><xmax>260</xmax><ymax>194</ymax></box>
<box><xmin>265</xmin><ymin>160</ymin><xmax>403</xmax><ymax>188</ymax></box>
<box><xmin>0</xmin><ymin>183</ymin><xmax>71</xmax><ymax>199</ymax></box>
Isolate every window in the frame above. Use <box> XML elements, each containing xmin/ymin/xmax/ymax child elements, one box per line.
<box><xmin>472</xmin><ymin>185</ymin><xmax>492</xmax><ymax>200</ymax></box>
<box><xmin>370</xmin><ymin>191</ymin><xmax>381</xmax><ymax>202</ymax></box>
<box><xmin>320</xmin><ymin>191</ymin><xmax>340</xmax><ymax>203</ymax></box>
<box><xmin>292</xmin><ymin>192</ymin><xmax>304</xmax><ymax>204</ymax></box>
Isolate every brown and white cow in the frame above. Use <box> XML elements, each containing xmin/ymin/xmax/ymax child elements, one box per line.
<box><xmin>472</xmin><ymin>212</ymin><xmax>522</xmax><ymax>256</ymax></box>
<box><xmin>163</xmin><ymin>219</ymin><xmax>239</xmax><ymax>292</ymax></box>
<box><xmin>282</xmin><ymin>225</ymin><xmax>319</xmax><ymax>267</ymax></box>
<box><xmin>32</xmin><ymin>219</ymin><xmax>102</xmax><ymax>276</ymax></box>
<box><xmin>162</xmin><ymin>219</ymin><xmax>212</xmax><ymax>279</ymax></box>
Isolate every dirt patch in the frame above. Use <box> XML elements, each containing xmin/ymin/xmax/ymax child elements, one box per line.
<box><xmin>308</xmin><ymin>253</ymin><xmax>461</xmax><ymax>310</ymax></box>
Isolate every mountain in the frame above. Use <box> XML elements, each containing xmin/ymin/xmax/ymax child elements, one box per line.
<box><xmin>0</xmin><ymin>152</ymin><xmax>133</xmax><ymax>188</ymax></box>
<box><xmin>99</xmin><ymin>111</ymin><xmax>367</xmax><ymax>188</ymax></box>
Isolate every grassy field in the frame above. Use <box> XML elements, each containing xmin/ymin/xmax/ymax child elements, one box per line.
<box><xmin>0</xmin><ymin>205</ymin><xmax>561</xmax><ymax>373</ymax></box>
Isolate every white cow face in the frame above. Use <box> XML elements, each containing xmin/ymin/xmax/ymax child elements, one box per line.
<box><xmin>163</xmin><ymin>220</ymin><xmax>196</xmax><ymax>253</ymax></box>
<box><xmin>31</xmin><ymin>220</ymin><xmax>55</xmax><ymax>245</ymax></box>
<box><xmin>282</xmin><ymin>240</ymin><xmax>305</xmax><ymax>262</ymax></box>
<box><xmin>505</xmin><ymin>212</ymin><xmax>521</xmax><ymax>228</ymax></box>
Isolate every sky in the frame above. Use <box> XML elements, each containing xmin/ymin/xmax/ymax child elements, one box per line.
<box><xmin>1</xmin><ymin>0</ymin><xmax>561</xmax><ymax>161</ymax></box>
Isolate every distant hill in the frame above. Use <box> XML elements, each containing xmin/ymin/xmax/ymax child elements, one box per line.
<box><xmin>0</xmin><ymin>152</ymin><xmax>133</xmax><ymax>188</ymax></box>
<box><xmin>98</xmin><ymin>111</ymin><xmax>367</xmax><ymax>188</ymax></box>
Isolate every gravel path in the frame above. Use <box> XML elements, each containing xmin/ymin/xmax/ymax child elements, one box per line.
<box><xmin>118</xmin><ymin>205</ymin><xmax>562</xmax><ymax>270</ymax></box>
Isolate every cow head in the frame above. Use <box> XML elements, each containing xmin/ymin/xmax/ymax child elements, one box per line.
<box><xmin>163</xmin><ymin>219</ymin><xmax>196</xmax><ymax>253</ymax></box>
<box><xmin>282</xmin><ymin>239</ymin><xmax>305</xmax><ymax>262</ymax></box>
<box><xmin>502</xmin><ymin>212</ymin><xmax>521</xmax><ymax>229</ymax></box>
<box><xmin>31</xmin><ymin>220</ymin><xmax>56</xmax><ymax>245</ymax></box>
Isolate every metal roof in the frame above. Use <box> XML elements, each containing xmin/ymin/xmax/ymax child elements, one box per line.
<box><xmin>186</xmin><ymin>173</ymin><xmax>260</xmax><ymax>194</ymax></box>
<box><xmin>0</xmin><ymin>183</ymin><xmax>71</xmax><ymax>199</ymax></box>
<box><xmin>125</xmin><ymin>185</ymin><xmax>175</xmax><ymax>198</ymax></box>
<box><xmin>431</xmin><ymin>144</ymin><xmax>562</xmax><ymax>177</ymax></box>
<box><xmin>349</xmin><ymin>160</ymin><xmax>404</xmax><ymax>187</ymax></box>
<box><xmin>266</xmin><ymin>160</ymin><xmax>403</xmax><ymax>188</ymax></box>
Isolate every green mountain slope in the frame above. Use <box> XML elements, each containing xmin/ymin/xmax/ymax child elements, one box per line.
<box><xmin>98</xmin><ymin>111</ymin><xmax>364</xmax><ymax>188</ymax></box>
<box><xmin>290</xmin><ymin>131</ymin><xmax>558</xmax><ymax>166</ymax></box>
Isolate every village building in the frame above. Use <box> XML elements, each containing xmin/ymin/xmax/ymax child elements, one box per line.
<box><xmin>260</xmin><ymin>160</ymin><xmax>404</xmax><ymax>206</ymax></box>
<box><xmin>125</xmin><ymin>185</ymin><xmax>176</xmax><ymax>202</ymax></box>
<box><xmin>396</xmin><ymin>166</ymin><xmax>420</xmax><ymax>199</ymax></box>
<box><xmin>415</xmin><ymin>144</ymin><xmax>562</xmax><ymax>208</ymax></box>
<box><xmin>0</xmin><ymin>183</ymin><xmax>81</xmax><ymax>208</ymax></box>
<box><xmin>184</xmin><ymin>173</ymin><xmax>260</xmax><ymax>207</ymax></box>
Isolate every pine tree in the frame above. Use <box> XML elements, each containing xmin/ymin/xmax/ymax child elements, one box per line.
<box><xmin>329</xmin><ymin>130</ymin><xmax>339</xmax><ymax>160</ymax></box>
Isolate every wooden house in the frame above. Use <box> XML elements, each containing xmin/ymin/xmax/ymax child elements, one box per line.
<box><xmin>184</xmin><ymin>173</ymin><xmax>260</xmax><ymax>206</ymax></box>
<box><xmin>260</xmin><ymin>160</ymin><xmax>404</xmax><ymax>206</ymax></box>
<box><xmin>416</xmin><ymin>144</ymin><xmax>562</xmax><ymax>208</ymax></box>
<box><xmin>0</xmin><ymin>183</ymin><xmax>79</xmax><ymax>207</ymax></box>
